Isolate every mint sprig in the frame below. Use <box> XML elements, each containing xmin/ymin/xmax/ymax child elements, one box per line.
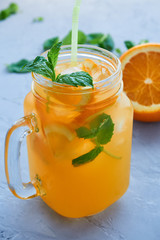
<box><xmin>72</xmin><ymin>113</ymin><xmax>117</xmax><ymax>167</ymax></box>
<box><xmin>22</xmin><ymin>42</ymin><xmax>94</xmax><ymax>88</ymax></box>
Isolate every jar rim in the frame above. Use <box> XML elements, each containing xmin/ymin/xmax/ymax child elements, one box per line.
<box><xmin>32</xmin><ymin>44</ymin><xmax>121</xmax><ymax>94</ymax></box>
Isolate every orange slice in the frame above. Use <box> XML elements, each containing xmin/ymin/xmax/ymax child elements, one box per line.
<box><xmin>120</xmin><ymin>43</ymin><xmax>160</xmax><ymax>122</ymax></box>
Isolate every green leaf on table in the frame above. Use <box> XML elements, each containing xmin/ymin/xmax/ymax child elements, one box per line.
<box><xmin>56</xmin><ymin>71</ymin><xmax>94</xmax><ymax>88</ymax></box>
<box><xmin>115</xmin><ymin>48</ymin><xmax>122</xmax><ymax>56</ymax></box>
<box><xmin>7</xmin><ymin>59</ymin><xmax>32</xmax><ymax>73</ymax></box>
<box><xmin>43</xmin><ymin>37</ymin><xmax>59</xmax><ymax>51</ymax></box>
<box><xmin>62</xmin><ymin>30</ymin><xmax>87</xmax><ymax>45</ymax></box>
<box><xmin>86</xmin><ymin>33</ymin><xmax>104</xmax><ymax>44</ymax></box>
<box><xmin>72</xmin><ymin>146</ymin><xmax>104</xmax><ymax>167</ymax></box>
<box><xmin>124</xmin><ymin>41</ymin><xmax>135</xmax><ymax>49</ymax></box>
<box><xmin>98</xmin><ymin>34</ymin><xmax>115</xmax><ymax>51</ymax></box>
<box><xmin>0</xmin><ymin>3</ymin><xmax>18</xmax><ymax>21</ymax></box>
<box><xmin>8</xmin><ymin>3</ymin><xmax>18</xmax><ymax>14</ymax></box>
<box><xmin>139</xmin><ymin>39</ymin><xmax>149</xmax><ymax>44</ymax></box>
<box><xmin>22</xmin><ymin>56</ymin><xmax>54</xmax><ymax>79</ymax></box>
<box><xmin>33</xmin><ymin>17</ymin><xmax>44</xmax><ymax>22</ymax></box>
<box><xmin>0</xmin><ymin>9</ymin><xmax>10</xmax><ymax>20</ymax></box>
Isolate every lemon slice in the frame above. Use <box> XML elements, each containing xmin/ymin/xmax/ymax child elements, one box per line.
<box><xmin>44</xmin><ymin>123</ymin><xmax>75</xmax><ymax>141</ymax></box>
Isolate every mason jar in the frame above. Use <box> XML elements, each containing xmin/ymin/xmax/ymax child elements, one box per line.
<box><xmin>5</xmin><ymin>45</ymin><xmax>133</xmax><ymax>218</ymax></box>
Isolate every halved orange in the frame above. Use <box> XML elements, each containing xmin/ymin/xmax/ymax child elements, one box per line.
<box><xmin>120</xmin><ymin>43</ymin><xmax>160</xmax><ymax>122</ymax></box>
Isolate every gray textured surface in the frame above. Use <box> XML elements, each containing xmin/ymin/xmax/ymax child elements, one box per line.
<box><xmin>0</xmin><ymin>0</ymin><xmax>160</xmax><ymax>239</ymax></box>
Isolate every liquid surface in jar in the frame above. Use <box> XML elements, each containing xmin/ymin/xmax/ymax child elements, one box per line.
<box><xmin>55</xmin><ymin>58</ymin><xmax>112</xmax><ymax>84</ymax></box>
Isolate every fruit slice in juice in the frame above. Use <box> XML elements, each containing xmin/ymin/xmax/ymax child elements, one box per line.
<box><xmin>44</xmin><ymin>123</ymin><xmax>94</xmax><ymax>161</ymax></box>
<box><xmin>44</xmin><ymin>123</ymin><xmax>75</xmax><ymax>141</ymax></box>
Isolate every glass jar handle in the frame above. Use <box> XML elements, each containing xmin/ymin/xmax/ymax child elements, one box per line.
<box><xmin>5</xmin><ymin>113</ymin><xmax>39</xmax><ymax>199</ymax></box>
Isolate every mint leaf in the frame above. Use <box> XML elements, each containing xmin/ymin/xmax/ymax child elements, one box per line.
<box><xmin>87</xmin><ymin>33</ymin><xmax>104</xmax><ymax>44</ymax></box>
<box><xmin>72</xmin><ymin>146</ymin><xmax>104</xmax><ymax>167</ymax></box>
<box><xmin>124</xmin><ymin>41</ymin><xmax>135</xmax><ymax>49</ymax></box>
<box><xmin>22</xmin><ymin>56</ymin><xmax>54</xmax><ymax>79</ymax></box>
<box><xmin>0</xmin><ymin>3</ymin><xmax>18</xmax><ymax>21</ymax></box>
<box><xmin>115</xmin><ymin>48</ymin><xmax>122</xmax><ymax>56</ymax></box>
<box><xmin>9</xmin><ymin>3</ymin><xmax>18</xmax><ymax>14</ymax></box>
<box><xmin>76</xmin><ymin>127</ymin><xmax>97</xmax><ymax>139</ymax></box>
<box><xmin>47</xmin><ymin>42</ymin><xmax>62</xmax><ymax>69</ymax></box>
<box><xmin>90</xmin><ymin>113</ymin><xmax>109</xmax><ymax>129</ymax></box>
<box><xmin>99</xmin><ymin>34</ymin><xmax>114</xmax><ymax>51</ymax></box>
<box><xmin>62</xmin><ymin>30</ymin><xmax>87</xmax><ymax>45</ymax></box>
<box><xmin>96</xmin><ymin>117</ymin><xmax>114</xmax><ymax>145</ymax></box>
<box><xmin>0</xmin><ymin>9</ymin><xmax>10</xmax><ymax>20</ymax></box>
<box><xmin>76</xmin><ymin>127</ymin><xmax>92</xmax><ymax>138</ymax></box>
<box><xmin>33</xmin><ymin>17</ymin><xmax>44</xmax><ymax>22</ymax></box>
<box><xmin>56</xmin><ymin>71</ymin><xmax>94</xmax><ymax>88</ymax></box>
<box><xmin>76</xmin><ymin>113</ymin><xmax>114</xmax><ymax>143</ymax></box>
<box><xmin>124</xmin><ymin>40</ymin><xmax>149</xmax><ymax>50</ymax></box>
<box><xmin>7</xmin><ymin>59</ymin><xmax>32</xmax><ymax>73</ymax></box>
<box><xmin>47</xmin><ymin>42</ymin><xmax>62</xmax><ymax>81</ymax></box>
<box><xmin>77</xmin><ymin>30</ymin><xmax>87</xmax><ymax>44</ymax></box>
<box><xmin>89</xmin><ymin>113</ymin><xmax>114</xmax><ymax>145</ymax></box>
<box><xmin>62</xmin><ymin>31</ymin><xmax>72</xmax><ymax>45</ymax></box>
<box><xmin>139</xmin><ymin>39</ymin><xmax>149</xmax><ymax>44</ymax></box>
<box><xmin>43</xmin><ymin>37</ymin><xmax>59</xmax><ymax>51</ymax></box>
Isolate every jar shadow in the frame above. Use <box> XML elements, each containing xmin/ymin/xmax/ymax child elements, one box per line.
<box><xmin>35</xmin><ymin>197</ymin><xmax>124</xmax><ymax>239</ymax></box>
<box><xmin>133</xmin><ymin>120</ymin><xmax>160</xmax><ymax>144</ymax></box>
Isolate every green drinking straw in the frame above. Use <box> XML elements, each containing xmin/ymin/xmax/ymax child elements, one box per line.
<box><xmin>71</xmin><ymin>0</ymin><xmax>82</xmax><ymax>64</ymax></box>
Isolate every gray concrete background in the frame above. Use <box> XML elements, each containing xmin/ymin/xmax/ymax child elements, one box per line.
<box><xmin>0</xmin><ymin>0</ymin><xmax>160</xmax><ymax>239</ymax></box>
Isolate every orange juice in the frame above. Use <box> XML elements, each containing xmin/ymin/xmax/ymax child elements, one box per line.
<box><xmin>23</xmin><ymin>45</ymin><xmax>133</xmax><ymax>218</ymax></box>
